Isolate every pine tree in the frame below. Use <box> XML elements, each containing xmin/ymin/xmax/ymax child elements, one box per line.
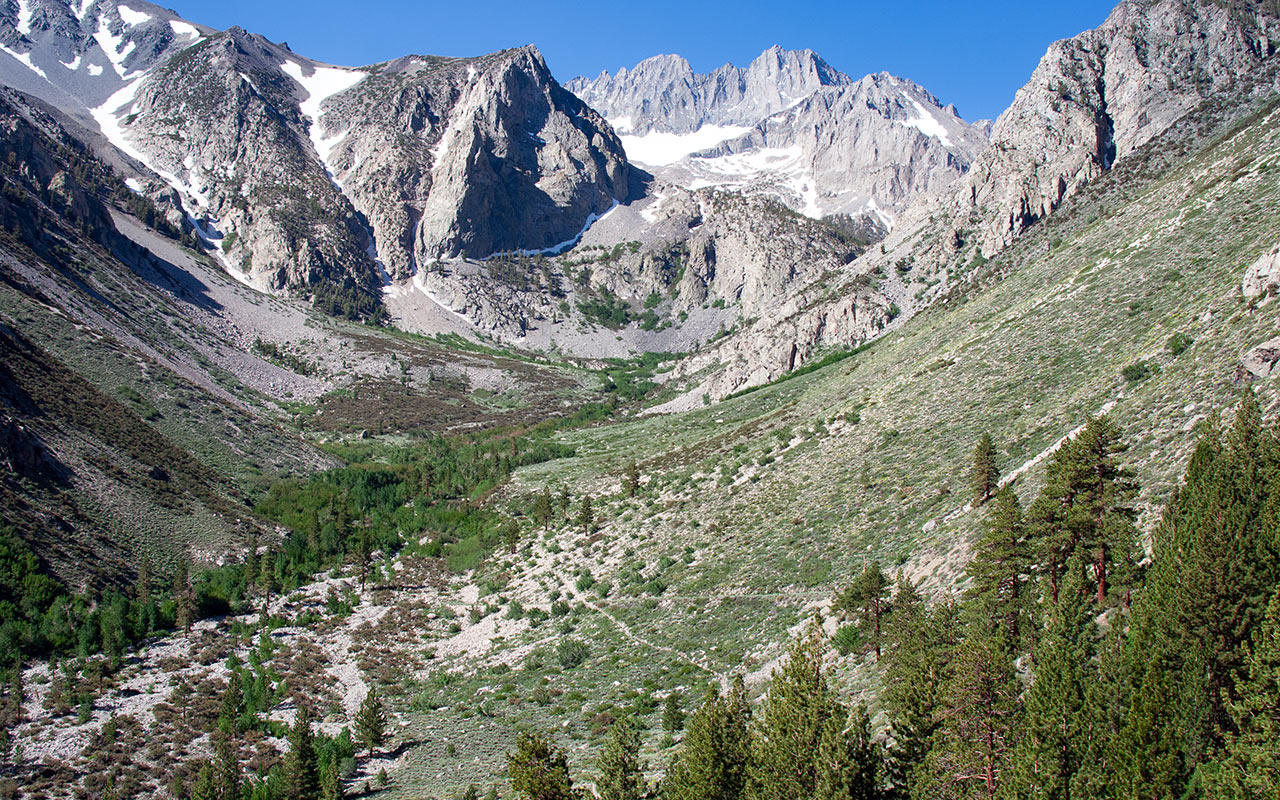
<box><xmin>559</xmin><ymin>486</ymin><xmax>571</xmax><ymax>518</ymax></box>
<box><xmin>355</xmin><ymin>687</ymin><xmax>387</xmax><ymax>757</ymax></box>
<box><xmin>663</xmin><ymin>692</ymin><xmax>686</xmax><ymax>734</ymax></box>
<box><xmin>914</xmin><ymin>627</ymin><xmax>1019</xmax><ymax>799</ymax></box>
<box><xmin>216</xmin><ymin>670</ymin><xmax>244</xmax><ymax>750</ymax></box>
<box><xmin>835</xmin><ymin>564</ymin><xmax>891</xmax><ymax>661</ymax></box>
<box><xmin>507</xmin><ymin>731</ymin><xmax>575</xmax><ymax>800</ymax></box>
<box><xmin>664</xmin><ymin>680</ymin><xmax>750</xmax><ymax>800</ymax></box>
<box><xmin>747</xmin><ymin>620</ymin><xmax>850</xmax><ymax>800</ymax></box>
<box><xmin>320</xmin><ymin>752</ymin><xmax>344</xmax><ymax>800</ymax></box>
<box><xmin>1001</xmin><ymin>565</ymin><xmax>1094</xmax><ymax>800</ymax></box>
<box><xmin>284</xmin><ymin>704</ymin><xmax>321</xmax><ymax>800</ymax></box>
<box><xmin>814</xmin><ymin>703</ymin><xmax>880</xmax><ymax>800</ymax></box>
<box><xmin>257</xmin><ymin>550</ymin><xmax>275</xmax><ymax>619</ymax></box>
<box><xmin>966</xmin><ymin>486</ymin><xmax>1031</xmax><ymax>646</ymax></box>
<box><xmin>189</xmin><ymin>762</ymin><xmax>217</xmax><ymax>800</ymax></box>
<box><xmin>597</xmin><ymin>717</ymin><xmax>646</xmax><ymax>800</ymax></box>
<box><xmin>214</xmin><ymin>727</ymin><xmax>243</xmax><ymax>800</ymax></box>
<box><xmin>578</xmin><ymin>496</ymin><xmax>594</xmax><ymax>535</ymax></box>
<box><xmin>174</xmin><ymin>557</ymin><xmax>194</xmax><ymax>631</ymax></box>
<box><xmin>1024</xmin><ymin>417</ymin><xmax>1137</xmax><ymax>606</ymax></box>
<box><xmin>355</xmin><ymin>528</ymin><xmax>373</xmax><ymax>592</ymax></box>
<box><xmin>971</xmin><ymin>433</ymin><xmax>1000</xmax><ymax>506</ymax></box>
<box><xmin>884</xmin><ymin>602</ymin><xmax>959</xmax><ymax>797</ymax></box>
<box><xmin>1116</xmin><ymin>394</ymin><xmax>1280</xmax><ymax>790</ymax></box>
<box><xmin>535</xmin><ymin>489</ymin><xmax>553</xmax><ymax>532</ymax></box>
<box><xmin>1203</xmin><ymin>588</ymin><xmax>1280</xmax><ymax>799</ymax></box>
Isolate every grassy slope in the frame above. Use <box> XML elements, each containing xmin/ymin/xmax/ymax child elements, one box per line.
<box><xmin>368</xmin><ymin>95</ymin><xmax>1280</xmax><ymax>796</ymax></box>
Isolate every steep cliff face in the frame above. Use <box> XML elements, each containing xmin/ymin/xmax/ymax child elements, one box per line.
<box><xmin>879</xmin><ymin>0</ymin><xmax>1280</xmax><ymax>279</ymax></box>
<box><xmin>322</xmin><ymin>46</ymin><xmax>632</xmax><ymax>277</ymax></box>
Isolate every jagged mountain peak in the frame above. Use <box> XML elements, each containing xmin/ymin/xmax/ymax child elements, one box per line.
<box><xmin>567</xmin><ymin>44</ymin><xmax>853</xmax><ymax>135</ymax></box>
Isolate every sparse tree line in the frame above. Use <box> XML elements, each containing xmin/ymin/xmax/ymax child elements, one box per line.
<box><xmin>501</xmin><ymin>393</ymin><xmax>1280</xmax><ymax>800</ymax></box>
<box><xmin>180</xmin><ymin>674</ymin><xmax>388</xmax><ymax>800</ymax></box>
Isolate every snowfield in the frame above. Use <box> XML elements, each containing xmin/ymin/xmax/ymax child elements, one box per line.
<box><xmin>619</xmin><ymin>124</ymin><xmax>754</xmax><ymax>166</ymax></box>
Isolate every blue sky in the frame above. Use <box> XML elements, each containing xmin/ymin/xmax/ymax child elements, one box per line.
<box><xmin>164</xmin><ymin>0</ymin><xmax>1120</xmax><ymax>122</ymax></box>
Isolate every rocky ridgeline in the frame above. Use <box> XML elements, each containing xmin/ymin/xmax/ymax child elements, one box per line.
<box><xmin>0</xmin><ymin>0</ymin><xmax>632</xmax><ymax>305</ymax></box>
<box><xmin>872</xmin><ymin>0</ymin><xmax>1280</xmax><ymax>285</ymax></box>
<box><xmin>570</xmin><ymin>47</ymin><xmax>989</xmax><ymax>225</ymax></box>
<box><xmin>676</xmin><ymin>0</ymin><xmax>1280</xmax><ymax>399</ymax></box>
<box><xmin>566</xmin><ymin>46</ymin><xmax>853</xmax><ymax>135</ymax></box>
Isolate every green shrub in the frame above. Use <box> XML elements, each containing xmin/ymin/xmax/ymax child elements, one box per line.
<box><xmin>556</xmin><ymin>638</ymin><xmax>589</xmax><ymax>669</ymax></box>
<box><xmin>1122</xmin><ymin>360</ymin><xmax>1160</xmax><ymax>383</ymax></box>
<box><xmin>1167</xmin><ymin>332</ymin><xmax>1194</xmax><ymax>357</ymax></box>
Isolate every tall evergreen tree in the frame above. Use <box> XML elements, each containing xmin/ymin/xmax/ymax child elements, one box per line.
<box><xmin>663</xmin><ymin>691</ymin><xmax>686</xmax><ymax>734</ymax></box>
<box><xmin>966</xmin><ymin>486</ymin><xmax>1031</xmax><ymax>646</ymax></box>
<box><xmin>535</xmin><ymin>489</ymin><xmax>553</xmax><ymax>532</ymax></box>
<box><xmin>355</xmin><ymin>687</ymin><xmax>387</xmax><ymax>756</ymax></box>
<box><xmin>578</xmin><ymin>496</ymin><xmax>594</xmax><ymax>536</ymax></box>
<box><xmin>664</xmin><ymin>679</ymin><xmax>751</xmax><ymax>800</ymax></box>
<box><xmin>283</xmin><ymin>704</ymin><xmax>320</xmax><ymax>800</ymax></box>
<box><xmin>257</xmin><ymin>550</ymin><xmax>275</xmax><ymax>618</ymax></box>
<box><xmin>174</xmin><ymin>557</ymin><xmax>193</xmax><ymax>631</ymax></box>
<box><xmin>814</xmin><ymin>703</ymin><xmax>881</xmax><ymax>800</ymax></box>
<box><xmin>914</xmin><ymin>627</ymin><xmax>1019</xmax><ymax>800</ymax></box>
<box><xmin>1000</xmin><ymin>565</ymin><xmax>1094</xmax><ymax>800</ymax></box>
<box><xmin>836</xmin><ymin>564</ymin><xmax>892</xmax><ymax>661</ymax></box>
<box><xmin>748</xmin><ymin>620</ymin><xmax>855</xmax><ymax>800</ymax></box>
<box><xmin>1117</xmin><ymin>393</ymin><xmax>1280</xmax><ymax>791</ymax></box>
<box><xmin>884</xmin><ymin>602</ymin><xmax>960</xmax><ymax>797</ymax></box>
<box><xmin>1025</xmin><ymin>417</ymin><xmax>1137</xmax><ymax>606</ymax></box>
<box><xmin>971</xmin><ymin>434</ymin><xmax>1001</xmax><ymax>507</ymax></box>
<box><xmin>597</xmin><ymin>717</ymin><xmax>646</xmax><ymax>800</ymax></box>
<box><xmin>1203</xmin><ymin>587</ymin><xmax>1280</xmax><ymax>799</ymax></box>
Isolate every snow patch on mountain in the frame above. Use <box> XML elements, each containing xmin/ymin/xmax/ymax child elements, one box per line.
<box><xmin>0</xmin><ymin>44</ymin><xmax>47</xmax><ymax>80</ymax></box>
<box><xmin>280</xmin><ymin>60</ymin><xmax>367</xmax><ymax>178</ymax></box>
<box><xmin>899</xmin><ymin>96</ymin><xmax>952</xmax><ymax>147</ymax></box>
<box><xmin>620</xmin><ymin>124</ymin><xmax>754</xmax><ymax>167</ymax></box>
<box><xmin>93</xmin><ymin>15</ymin><xmax>138</xmax><ymax>78</ymax></box>
<box><xmin>15</xmin><ymin>0</ymin><xmax>33</xmax><ymax>35</ymax></box>
<box><xmin>115</xmin><ymin>4</ymin><xmax>151</xmax><ymax>27</ymax></box>
<box><xmin>685</xmin><ymin>145</ymin><xmax>826</xmax><ymax>218</ymax></box>
<box><xmin>169</xmin><ymin>20</ymin><xmax>200</xmax><ymax>39</ymax></box>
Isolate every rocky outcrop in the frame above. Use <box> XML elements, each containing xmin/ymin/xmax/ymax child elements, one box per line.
<box><xmin>1243</xmin><ymin>242</ymin><xmax>1280</xmax><ymax>300</ymax></box>
<box><xmin>1238</xmin><ymin>338</ymin><xmax>1280</xmax><ymax>382</ymax></box>
<box><xmin>870</xmin><ymin>0</ymin><xmax>1280</xmax><ymax>284</ymax></box>
<box><xmin>323</xmin><ymin>47</ymin><xmax>631</xmax><ymax>277</ymax></box>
